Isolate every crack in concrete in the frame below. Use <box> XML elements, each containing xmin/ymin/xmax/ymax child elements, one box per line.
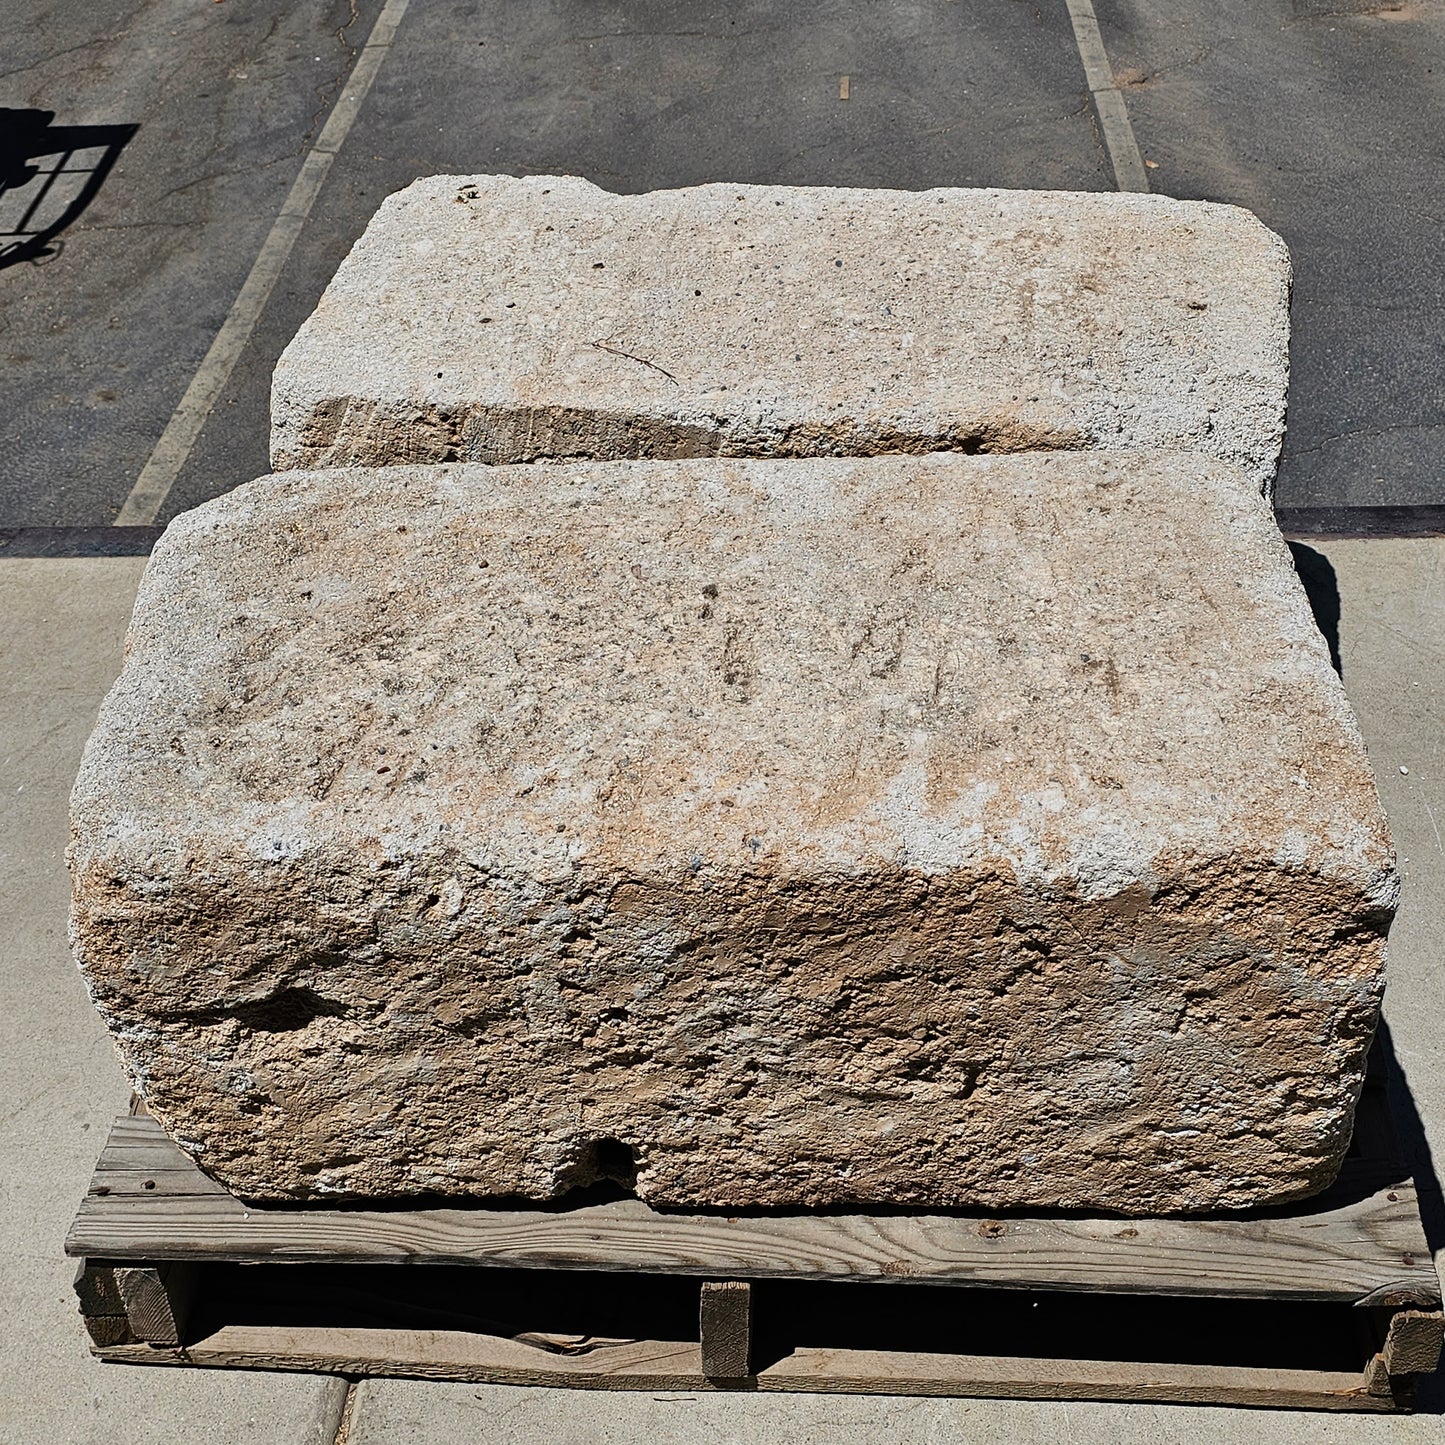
<box><xmin>1115</xmin><ymin>43</ymin><xmax>1215</xmax><ymax>88</ymax></box>
<box><xmin>75</xmin><ymin>221</ymin><xmax>208</xmax><ymax>232</ymax></box>
<box><xmin>304</xmin><ymin>0</ymin><xmax>365</xmax><ymax>148</ymax></box>
<box><xmin>141</xmin><ymin>152</ymin><xmax>296</xmax><ymax>209</ymax></box>
<box><xmin>0</xmin><ymin>33</ymin><xmax>120</xmax><ymax>84</ymax></box>
<box><xmin>1287</xmin><ymin>422</ymin><xmax>1445</xmax><ymax>458</ymax></box>
<box><xmin>230</xmin><ymin>13</ymin><xmax>283</xmax><ymax>80</ymax></box>
<box><xmin>1286</xmin><ymin>2</ymin><xmax>1419</xmax><ymax>25</ymax></box>
<box><xmin>560</xmin><ymin>30</ymin><xmax>718</xmax><ymax>44</ymax></box>
<box><xmin>1294</xmin><ymin>298</ymin><xmax>1429</xmax><ymax>312</ymax></box>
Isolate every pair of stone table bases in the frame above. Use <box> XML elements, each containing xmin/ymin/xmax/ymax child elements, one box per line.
<box><xmin>71</xmin><ymin>176</ymin><xmax>1397</xmax><ymax>1218</ymax></box>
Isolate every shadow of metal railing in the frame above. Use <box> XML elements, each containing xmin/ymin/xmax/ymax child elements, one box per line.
<box><xmin>1</xmin><ymin>108</ymin><xmax>137</xmax><ymax>269</ymax></box>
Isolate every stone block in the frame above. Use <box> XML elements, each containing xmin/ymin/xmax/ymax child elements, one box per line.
<box><xmin>270</xmin><ymin>175</ymin><xmax>1291</xmax><ymax>494</ymax></box>
<box><xmin>69</xmin><ymin>453</ymin><xmax>1395</xmax><ymax>1211</ymax></box>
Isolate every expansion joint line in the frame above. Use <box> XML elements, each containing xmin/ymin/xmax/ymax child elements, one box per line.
<box><xmin>113</xmin><ymin>0</ymin><xmax>412</xmax><ymax>527</ymax></box>
<box><xmin>1063</xmin><ymin>0</ymin><xmax>1150</xmax><ymax>194</ymax></box>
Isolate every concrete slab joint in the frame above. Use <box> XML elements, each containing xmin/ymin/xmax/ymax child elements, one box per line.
<box><xmin>270</xmin><ymin>175</ymin><xmax>1292</xmax><ymax>495</ymax></box>
<box><xmin>69</xmin><ymin>451</ymin><xmax>1397</xmax><ymax>1214</ymax></box>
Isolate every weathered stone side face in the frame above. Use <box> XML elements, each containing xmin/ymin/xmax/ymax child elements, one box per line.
<box><xmin>270</xmin><ymin>176</ymin><xmax>1291</xmax><ymax>494</ymax></box>
<box><xmin>69</xmin><ymin>454</ymin><xmax>1394</xmax><ymax>1211</ymax></box>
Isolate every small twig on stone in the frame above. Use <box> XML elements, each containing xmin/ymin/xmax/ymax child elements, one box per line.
<box><xmin>589</xmin><ymin>338</ymin><xmax>679</xmax><ymax>385</ymax></box>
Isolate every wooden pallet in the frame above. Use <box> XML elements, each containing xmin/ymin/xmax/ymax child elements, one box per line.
<box><xmin>66</xmin><ymin>1073</ymin><xmax>1442</xmax><ymax>1412</ymax></box>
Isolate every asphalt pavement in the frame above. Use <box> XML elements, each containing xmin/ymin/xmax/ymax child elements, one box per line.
<box><xmin>2</xmin><ymin>0</ymin><xmax>1442</xmax><ymax>525</ymax></box>
<box><xmin>1099</xmin><ymin>0</ymin><xmax>1445</xmax><ymax>509</ymax></box>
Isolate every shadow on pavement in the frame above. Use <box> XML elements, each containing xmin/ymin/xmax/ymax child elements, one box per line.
<box><xmin>1376</xmin><ymin>1018</ymin><xmax>1445</xmax><ymax>1412</ymax></box>
<box><xmin>1289</xmin><ymin>540</ymin><xmax>1343</xmax><ymax>676</ymax></box>
<box><xmin>0</xmin><ymin>108</ymin><xmax>137</xmax><ymax>269</ymax></box>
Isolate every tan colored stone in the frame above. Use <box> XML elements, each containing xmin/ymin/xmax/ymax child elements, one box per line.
<box><xmin>270</xmin><ymin>175</ymin><xmax>1291</xmax><ymax>494</ymax></box>
<box><xmin>70</xmin><ymin>453</ymin><xmax>1395</xmax><ymax>1211</ymax></box>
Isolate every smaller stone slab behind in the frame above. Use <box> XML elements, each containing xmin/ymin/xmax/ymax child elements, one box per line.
<box><xmin>70</xmin><ymin>454</ymin><xmax>1394</xmax><ymax>1212</ymax></box>
<box><xmin>270</xmin><ymin>176</ymin><xmax>1291</xmax><ymax>494</ymax></box>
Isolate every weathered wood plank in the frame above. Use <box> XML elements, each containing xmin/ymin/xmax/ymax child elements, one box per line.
<box><xmin>88</xmin><ymin>1324</ymin><xmax>1402</xmax><ymax>1411</ymax></box>
<box><xmin>699</xmin><ymin>1281</ymin><xmax>753</xmax><ymax>1379</ymax></box>
<box><xmin>1363</xmin><ymin>1351</ymin><xmax>1394</xmax><ymax>1396</ymax></box>
<box><xmin>115</xmin><ymin>1262</ymin><xmax>196</xmax><ymax>1346</ymax></box>
<box><xmin>1382</xmin><ymin>1310</ymin><xmax>1445</xmax><ymax>1376</ymax></box>
<box><xmin>96</xmin><ymin>1328</ymin><xmax>704</xmax><ymax>1386</ymax></box>
<box><xmin>761</xmin><ymin>1345</ymin><xmax>1396</xmax><ymax>1409</ymax></box>
<box><xmin>84</xmin><ymin>1314</ymin><xmax>134</xmax><ymax>1348</ymax></box>
<box><xmin>73</xmin><ymin>1259</ymin><xmax>125</xmax><ymax>1316</ymax></box>
<box><xmin>66</xmin><ymin>1117</ymin><xmax>1440</xmax><ymax>1308</ymax></box>
<box><xmin>74</xmin><ymin>1260</ymin><xmax>134</xmax><ymax>1346</ymax></box>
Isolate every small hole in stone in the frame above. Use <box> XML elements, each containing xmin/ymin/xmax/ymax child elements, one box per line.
<box><xmin>227</xmin><ymin>987</ymin><xmax>348</xmax><ymax>1033</ymax></box>
<box><xmin>142</xmin><ymin>1179</ymin><xmax>156</xmax><ymax>1191</ymax></box>
<box><xmin>590</xmin><ymin>1138</ymin><xmax>637</xmax><ymax>1189</ymax></box>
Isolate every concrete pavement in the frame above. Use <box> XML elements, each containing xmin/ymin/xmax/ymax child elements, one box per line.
<box><xmin>0</xmin><ymin>557</ymin><xmax>346</xmax><ymax>1445</ymax></box>
<box><xmin>2</xmin><ymin>536</ymin><xmax>1440</xmax><ymax>1440</ymax></box>
<box><xmin>348</xmin><ymin>1380</ymin><xmax>1444</xmax><ymax>1444</ymax></box>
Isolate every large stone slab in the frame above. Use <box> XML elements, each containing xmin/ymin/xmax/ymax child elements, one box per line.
<box><xmin>69</xmin><ymin>453</ymin><xmax>1395</xmax><ymax>1212</ymax></box>
<box><xmin>270</xmin><ymin>176</ymin><xmax>1291</xmax><ymax>494</ymax></box>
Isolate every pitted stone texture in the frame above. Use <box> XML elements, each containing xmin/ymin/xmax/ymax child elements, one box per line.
<box><xmin>270</xmin><ymin>175</ymin><xmax>1291</xmax><ymax>494</ymax></box>
<box><xmin>70</xmin><ymin>454</ymin><xmax>1394</xmax><ymax>1212</ymax></box>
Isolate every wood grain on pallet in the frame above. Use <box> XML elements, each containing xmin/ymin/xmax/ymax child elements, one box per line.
<box><xmin>1382</xmin><ymin>1310</ymin><xmax>1445</xmax><ymax>1376</ymax></box>
<box><xmin>91</xmin><ymin>1323</ymin><xmax>1398</xmax><ymax>1411</ymax></box>
<box><xmin>700</xmin><ymin>1280</ymin><xmax>754</xmax><ymax>1379</ymax></box>
<box><xmin>114</xmin><ymin>1262</ymin><xmax>195</xmax><ymax>1347</ymax></box>
<box><xmin>67</xmin><ymin>1116</ymin><xmax>1440</xmax><ymax>1308</ymax></box>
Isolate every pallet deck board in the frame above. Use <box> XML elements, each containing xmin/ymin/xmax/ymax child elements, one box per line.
<box><xmin>67</xmin><ymin>1115</ymin><xmax>1440</xmax><ymax>1309</ymax></box>
<box><xmin>88</xmin><ymin>1325</ymin><xmax>1398</xmax><ymax>1411</ymax></box>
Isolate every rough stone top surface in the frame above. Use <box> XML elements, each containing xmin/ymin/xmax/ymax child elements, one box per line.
<box><xmin>270</xmin><ymin>175</ymin><xmax>1291</xmax><ymax>494</ymax></box>
<box><xmin>77</xmin><ymin>453</ymin><xmax>1387</xmax><ymax>904</ymax></box>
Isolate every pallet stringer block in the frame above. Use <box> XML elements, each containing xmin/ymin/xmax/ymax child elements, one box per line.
<box><xmin>700</xmin><ymin>1281</ymin><xmax>754</xmax><ymax>1381</ymax></box>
